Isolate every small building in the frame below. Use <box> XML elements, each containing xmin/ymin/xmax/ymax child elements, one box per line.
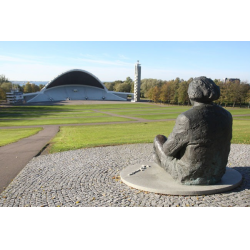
<box><xmin>224</xmin><ymin>78</ymin><xmax>240</xmax><ymax>83</ymax></box>
<box><xmin>6</xmin><ymin>89</ymin><xmax>23</xmax><ymax>104</ymax></box>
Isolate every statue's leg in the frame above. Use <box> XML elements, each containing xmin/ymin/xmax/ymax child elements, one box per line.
<box><xmin>153</xmin><ymin>135</ymin><xmax>178</xmax><ymax>177</ymax></box>
<box><xmin>153</xmin><ymin>135</ymin><xmax>168</xmax><ymax>167</ymax></box>
<box><xmin>153</xmin><ymin>136</ymin><xmax>189</xmax><ymax>183</ymax></box>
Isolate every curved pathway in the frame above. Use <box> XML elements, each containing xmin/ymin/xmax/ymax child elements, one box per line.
<box><xmin>0</xmin><ymin>125</ymin><xmax>59</xmax><ymax>193</ymax></box>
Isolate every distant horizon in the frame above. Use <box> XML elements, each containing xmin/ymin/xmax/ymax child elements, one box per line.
<box><xmin>10</xmin><ymin>75</ymin><xmax>230</xmax><ymax>83</ymax></box>
<box><xmin>10</xmin><ymin>76</ymin><xmax>239</xmax><ymax>85</ymax></box>
<box><xmin>10</xmin><ymin>80</ymin><xmax>114</xmax><ymax>84</ymax></box>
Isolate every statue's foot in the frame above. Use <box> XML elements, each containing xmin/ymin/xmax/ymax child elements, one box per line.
<box><xmin>155</xmin><ymin>134</ymin><xmax>167</xmax><ymax>145</ymax></box>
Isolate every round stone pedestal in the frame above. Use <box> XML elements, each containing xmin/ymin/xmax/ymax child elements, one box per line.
<box><xmin>120</xmin><ymin>162</ymin><xmax>242</xmax><ymax>195</ymax></box>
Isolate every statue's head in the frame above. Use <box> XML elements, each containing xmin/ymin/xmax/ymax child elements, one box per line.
<box><xmin>188</xmin><ymin>76</ymin><xmax>220</xmax><ymax>104</ymax></box>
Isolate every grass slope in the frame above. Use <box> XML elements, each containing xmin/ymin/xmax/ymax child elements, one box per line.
<box><xmin>0</xmin><ymin>127</ymin><xmax>43</xmax><ymax>146</ymax></box>
<box><xmin>49</xmin><ymin>119</ymin><xmax>250</xmax><ymax>153</ymax></box>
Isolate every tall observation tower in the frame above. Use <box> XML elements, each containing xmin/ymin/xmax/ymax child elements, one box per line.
<box><xmin>133</xmin><ymin>60</ymin><xmax>141</xmax><ymax>102</ymax></box>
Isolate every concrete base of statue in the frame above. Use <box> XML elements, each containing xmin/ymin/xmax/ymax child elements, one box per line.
<box><xmin>120</xmin><ymin>162</ymin><xmax>242</xmax><ymax>195</ymax></box>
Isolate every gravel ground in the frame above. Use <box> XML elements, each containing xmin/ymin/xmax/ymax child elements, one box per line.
<box><xmin>0</xmin><ymin>143</ymin><xmax>250</xmax><ymax>207</ymax></box>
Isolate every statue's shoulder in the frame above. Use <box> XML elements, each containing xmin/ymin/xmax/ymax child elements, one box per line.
<box><xmin>179</xmin><ymin>108</ymin><xmax>196</xmax><ymax>120</ymax></box>
<box><xmin>214</xmin><ymin>104</ymin><xmax>233</xmax><ymax>119</ymax></box>
<box><xmin>176</xmin><ymin>111</ymin><xmax>190</xmax><ymax>124</ymax></box>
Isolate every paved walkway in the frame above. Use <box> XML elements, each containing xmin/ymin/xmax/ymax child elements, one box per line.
<box><xmin>0</xmin><ymin>143</ymin><xmax>249</xmax><ymax>207</ymax></box>
<box><xmin>0</xmin><ymin>125</ymin><xmax>59</xmax><ymax>193</ymax></box>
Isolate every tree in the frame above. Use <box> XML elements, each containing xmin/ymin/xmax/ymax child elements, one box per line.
<box><xmin>178</xmin><ymin>81</ymin><xmax>189</xmax><ymax>105</ymax></box>
<box><xmin>231</xmin><ymin>81</ymin><xmax>242</xmax><ymax>107</ymax></box>
<box><xmin>0</xmin><ymin>88</ymin><xmax>6</xmax><ymax>100</ymax></box>
<box><xmin>130</xmin><ymin>81</ymin><xmax>134</xmax><ymax>93</ymax></box>
<box><xmin>167</xmin><ymin>80</ymin><xmax>177</xmax><ymax>104</ymax></box>
<box><xmin>172</xmin><ymin>78</ymin><xmax>181</xmax><ymax>104</ymax></box>
<box><xmin>159</xmin><ymin>82</ymin><xmax>171</xmax><ymax>103</ymax></box>
<box><xmin>115</xmin><ymin>82</ymin><xmax>131</xmax><ymax>92</ymax></box>
<box><xmin>124</xmin><ymin>77</ymin><xmax>134</xmax><ymax>93</ymax></box>
<box><xmin>104</xmin><ymin>82</ymin><xmax>116</xmax><ymax>91</ymax></box>
<box><xmin>31</xmin><ymin>83</ymin><xmax>40</xmax><ymax>92</ymax></box>
<box><xmin>247</xmin><ymin>89</ymin><xmax>250</xmax><ymax>108</ymax></box>
<box><xmin>39</xmin><ymin>84</ymin><xmax>45</xmax><ymax>90</ymax></box>
<box><xmin>0</xmin><ymin>82</ymin><xmax>12</xmax><ymax>92</ymax></box>
<box><xmin>0</xmin><ymin>75</ymin><xmax>10</xmax><ymax>84</ymax></box>
<box><xmin>125</xmin><ymin>77</ymin><xmax>133</xmax><ymax>84</ymax></box>
<box><xmin>213</xmin><ymin>80</ymin><xmax>224</xmax><ymax>105</ymax></box>
<box><xmin>146</xmin><ymin>86</ymin><xmax>161</xmax><ymax>102</ymax></box>
<box><xmin>140</xmin><ymin>79</ymin><xmax>163</xmax><ymax>98</ymax></box>
<box><xmin>24</xmin><ymin>82</ymin><xmax>32</xmax><ymax>93</ymax></box>
<box><xmin>239</xmin><ymin>82</ymin><xmax>250</xmax><ymax>106</ymax></box>
<box><xmin>0</xmin><ymin>75</ymin><xmax>12</xmax><ymax>100</ymax></box>
<box><xmin>113</xmin><ymin>80</ymin><xmax>124</xmax><ymax>92</ymax></box>
<box><xmin>214</xmin><ymin>79</ymin><xmax>221</xmax><ymax>85</ymax></box>
<box><xmin>219</xmin><ymin>81</ymin><xmax>232</xmax><ymax>107</ymax></box>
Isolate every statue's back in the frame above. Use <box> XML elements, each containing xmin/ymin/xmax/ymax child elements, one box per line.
<box><xmin>180</xmin><ymin>104</ymin><xmax>232</xmax><ymax>184</ymax></box>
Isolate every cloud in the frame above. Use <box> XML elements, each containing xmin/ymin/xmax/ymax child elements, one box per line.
<box><xmin>2</xmin><ymin>63</ymin><xmax>72</xmax><ymax>81</ymax></box>
<box><xmin>0</xmin><ymin>54</ymin><xmax>39</xmax><ymax>64</ymax></box>
<box><xmin>70</xmin><ymin>56</ymin><xmax>133</xmax><ymax>67</ymax></box>
<box><xmin>0</xmin><ymin>54</ymin><xmax>53</xmax><ymax>64</ymax></box>
<box><xmin>77</xmin><ymin>53</ymin><xmax>132</xmax><ymax>66</ymax></box>
<box><xmin>118</xmin><ymin>54</ymin><xmax>129</xmax><ymax>60</ymax></box>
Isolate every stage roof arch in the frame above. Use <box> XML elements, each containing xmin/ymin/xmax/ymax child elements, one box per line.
<box><xmin>44</xmin><ymin>69</ymin><xmax>106</xmax><ymax>90</ymax></box>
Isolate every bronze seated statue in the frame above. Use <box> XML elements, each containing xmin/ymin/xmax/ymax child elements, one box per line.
<box><xmin>153</xmin><ymin>76</ymin><xmax>232</xmax><ymax>185</ymax></box>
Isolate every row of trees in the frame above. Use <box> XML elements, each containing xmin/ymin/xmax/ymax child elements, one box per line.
<box><xmin>141</xmin><ymin>77</ymin><xmax>192</xmax><ymax>104</ymax></box>
<box><xmin>105</xmin><ymin>76</ymin><xmax>250</xmax><ymax>107</ymax></box>
<box><xmin>143</xmin><ymin>78</ymin><xmax>250</xmax><ymax>107</ymax></box>
<box><xmin>0</xmin><ymin>75</ymin><xmax>11</xmax><ymax>100</ymax></box>
<box><xmin>22</xmin><ymin>82</ymin><xmax>45</xmax><ymax>93</ymax></box>
<box><xmin>0</xmin><ymin>75</ymin><xmax>45</xmax><ymax>100</ymax></box>
<box><xmin>215</xmin><ymin>80</ymin><xmax>250</xmax><ymax>107</ymax></box>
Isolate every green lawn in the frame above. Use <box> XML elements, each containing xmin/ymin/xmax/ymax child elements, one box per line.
<box><xmin>0</xmin><ymin>110</ymin><xmax>106</xmax><ymax>119</ymax></box>
<box><xmin>1</xmin><ymin>104</ymin><xmax>250</xmax><ymax>153</ymax></box>
<box><xmin>0</xmin><ymin>127</ymin><xmax>43</xmax><ymax>146</ymax></box>
<box><xmin>0</xmin><ymin>112</ymin><xmax>108</xmax><ymax>119</ymax></box>
<box><xmin>1</xmin><ymin>103</ymin><xmax>151</xmax><ymax>111</ymax></box>
<box><xmin>232</xmin><ymin>120</ymin><xmax>250</xmax><ymax>144</ymax></box>
<box><xmin>49</xmin><ymin>121</ymin><xmax>176</xmax><ymax>153</ymax></box>
<box><xmin>233</xmin><ymin>116</ymin><xmax>250</xmax><ymax>120</ymax></box>
<box><xmin>101</xmin><ymin>107</ymin><xmax>190</xmax><ymax>115</ymax></box>
<box><xmin>129</xmin><ymin>114</ymin><xmax>179</xmax><ymax>120</ymax></box>
<box><xmin>226</xmin><ymin>108</ymin><xmax>250</xmax><ymax>115</ymax></box>
<box><xmin>0</xmin><ymin>116</ymin><xmax>132</xmax><ymax>126</ymax></box>
<box><xmin>49</xmin><ymin>119</ymin><xmax>250</xmax><ymax>153</ymax></box>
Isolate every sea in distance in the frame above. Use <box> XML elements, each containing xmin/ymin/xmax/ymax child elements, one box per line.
<box><xmin>10</xmin><ymin>81</ymin><xmax>109</xmax><ymax>86</ymax></box>
<box><xmin>10</xmin><ymin>81</ymin><xmax>49</xmax><ymax>86</ymax></box>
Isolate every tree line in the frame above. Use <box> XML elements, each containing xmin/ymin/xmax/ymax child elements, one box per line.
<box><xmin>105</xmin><ymin>77</ymin><xmax>250</xmax><ymax>107</ymax></box>
<box><xmin>0</xmin><ymin>75</ymin><xmax>45</xmax><ymax>100</ymax></box>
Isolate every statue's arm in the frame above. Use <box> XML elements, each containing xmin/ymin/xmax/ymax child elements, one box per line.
<box><xmin>163</xmin><ymin>113</ymin><xmax>190</xmax><ymax>157</ymax></box>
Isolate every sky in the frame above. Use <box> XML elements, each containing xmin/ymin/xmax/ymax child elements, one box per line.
<box><xmin>1</xmin><ymin>41</ymin><xmax>250</xmax><ymax>82</ymax></box>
